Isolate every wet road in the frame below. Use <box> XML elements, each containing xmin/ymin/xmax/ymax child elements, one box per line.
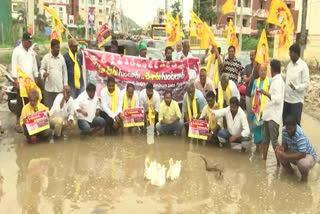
<box><xmin>0</xmin><ymin>110</ymin><xmax>319</xmax><ymax>213</ymax></box>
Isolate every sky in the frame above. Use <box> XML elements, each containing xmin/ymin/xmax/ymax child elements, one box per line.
<box><xmin>121</xmin><ymin>0</ymin><xmax>193</xmax><ymax>28</ymax></box>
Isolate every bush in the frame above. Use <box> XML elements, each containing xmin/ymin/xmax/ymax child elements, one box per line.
<box><xmin>242</xmin><ymin>36</ymin><xmax>259</xmax><ymax>51</ymax></box>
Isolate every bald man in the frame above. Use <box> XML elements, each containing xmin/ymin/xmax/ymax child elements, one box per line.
<box><xmin>50</xmin><ymin>85</ymin><xmax>76</xmax><ymax>140</ymax></box>
<box><xmin>175</xmin><ymin>40</ymin><xmax>193</xmax><ymax>60</ymax></box>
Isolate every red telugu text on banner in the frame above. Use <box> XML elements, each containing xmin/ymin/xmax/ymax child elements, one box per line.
<box><xmin>188</xmin><ymin>119</ymin><xmax>209</xmax><ymax>140</ymax></box>
<box><xmin>123</xmin><ymin>107</ymin><xmax>145</xmax><ymax>127</ymax></box>
<box><xmin>84</xmin><ymin>49</ymin><xmax>200</xmax><ymax>101</ymax></box>
<box><xmin>25</xmin><ymin>110</ymin><xmax>50</xmax><ymax>135</ymax></box>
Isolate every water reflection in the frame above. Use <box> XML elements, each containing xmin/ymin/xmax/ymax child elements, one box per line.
<box><xmin>0</xmin><ymin>114</ymin><xmax>318</xmax><ymax>213</ymax></box>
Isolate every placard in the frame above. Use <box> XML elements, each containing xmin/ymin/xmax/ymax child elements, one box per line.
<box><xmin>188</xmin><ymin>120</ymin><xmax>209</xmax><ymax>140</ymax></box>
<box><xmin>25</xmin><ymin>110</ymin><xmax>50</xmax><ymax>135</ymax></box>
<box><xmin>123</xmin><ymin>107</ymin><xmax>145</xmax><ymax>128</ymax></box>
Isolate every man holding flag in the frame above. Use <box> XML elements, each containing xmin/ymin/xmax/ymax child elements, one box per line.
<box><xmin>11</xmin><ymin>32</ymin><xmax>39</xmax><ymax>133</ymax></box>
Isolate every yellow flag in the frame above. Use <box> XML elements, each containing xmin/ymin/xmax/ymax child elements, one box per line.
<box><xmin>277</xmin><ymin>28</ymin><xmax>291</xmax><ymax>59</ymax></box>
<box><xmin>223</xmin><ymin>0</ymin><xmax>236</xmax><ymax>14</ymax></box>
<box><xmin>166</xmin><ymin>12</ymin><xmax>184</xmax><ymax>46</ymax></box>
<box><xmin>255</xmin><ymin>29</ymin><xmax>271</xmax><ymax>76</ymax></box>
<box><xmin>226</xmin><ymin>19</ymin><xmax>239</xmax><ymax>55</ymax></box>
<box><xmin>190</xmin><ymin>11</ymin><xmax>203</xmax><ymax>39</ymax></box>
<box><xmin>16</xmin><ymin>65</ymin><xmax>42</xmax><ymax>101</ymax></box>
<box><xmin>267</xmin><ymin>0</ymin><xmax>294</xmax><ymax>33</ymax></box>
<box><xmin>44</xmin><ymin>6</ymin><xmax>64</xmax><ymax>43</ymax></box>
<box><xmin>200</xmin><ymin>22</ymin><xmax>218</xmax><ymax>49</ymax></box>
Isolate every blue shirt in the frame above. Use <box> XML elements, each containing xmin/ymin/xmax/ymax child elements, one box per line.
<box><xmin>282</xmin><ymin>125</ymin><xmax>317</xmax><ymax>160</ymax></box>
<box><xmin>63</xmin><ymin>51</ymin><xmax>84</xmax><ymax>89</ymax></box>
<box><xmin>182</xmin><ymin>89</ymin><xmax>207</xmax><ymax>115</ymax></box>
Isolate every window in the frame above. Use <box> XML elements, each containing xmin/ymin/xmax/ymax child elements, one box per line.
<box><xmin>99</xmin><ymin>21</ymin><xmax>102</xmax><ymax>25</ymax></box>
<box><xmin>59</xmin><ymin>7</ymin><xmax>63</xmax><ymax>11</ymax></box>
<box><xmin>12</xmin><ymin>4</ymin><xmax>18</xmax><ymax>12</ymax></box>
<box><xmin>259</xmin><ymin>0</ymin><xmax>265</xmax><ymax>9</ymax></box>
<box><xmin>90</xmin><ymin>0</ymin><xmax>95</xmax><ymax>4</ymax></box>
<box><xmin>212</xmin><ymin>0</ymin><xmax>216</xmax><ymax>6</ymax></box>
<box><xmin>70</xmin><ymin>19</ymin><xmax>74</xmax><ymax>24</ymax></box>
<box><xmin>243</xmin><ymin>18</ymin><xmax>249</xmax><ymax>27</ymax></box>
<box><xmin>286</xmin><ymin>3</ymin><xmax>291</xmax><ymax>9</ymax></box>
<box><xmin>99</xmin><ymin>0</ymin><xmax>103</xmax><ymax>4</ymax></box>
<box><xmin>106</xmin><ymin>8</ymin><xmax>109</xmax><ymax>15</ymax></box>
<box><xmin>99</xmin><ymin>9</ymin><xmax>102</xmax><ymax>13</ymax></box>
<box><xmin>227</xmin><ymin>17</ymin><xmax>233</xmax><ymax>23</ymax></box>
<box><xmin>244</xmin><ymin>0</ymin><xmax>251</xmax><ymax>8</ymax></box>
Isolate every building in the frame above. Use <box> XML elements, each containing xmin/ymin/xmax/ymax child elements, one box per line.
<box><xmin>154</xmin><ymin>8</ymin><xmax>165</xmax><ymax>24</ymax></box>
<box><xmin>212</xmin><ymin>0</ymin><xmax>299</xmax><ymax>36</ymax></box>
<box><xmin>295</xmin><ymin>0</ymin><xmax>320</xmax><ymax>62</ymax></box>
<box><xmin>12</xmin><ymin>0</ymin><xmax>26</xmax><ymax>19</ymax></box>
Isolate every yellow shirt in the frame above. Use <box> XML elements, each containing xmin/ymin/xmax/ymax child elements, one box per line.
<box><xmin>20</xmin><ymin>103</ymin><xmax>49</xmax><ymax>126</ymax></box>
<box><xmin>158</xmin><ymin>100</ymin><xmax>181</xmax><ymax>122</ymax></box>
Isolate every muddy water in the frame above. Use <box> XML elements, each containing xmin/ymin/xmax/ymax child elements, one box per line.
<box><xmin>0</xmin><ymin>113</ymin><xmax>319</xmax><ymax>214</ymax></box>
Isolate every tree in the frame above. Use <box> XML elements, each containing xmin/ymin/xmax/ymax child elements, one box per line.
<box><xmin>171</xmin><ymin>1</ymin><xmax>181</xmax><ymax>19</ymax></box>
<box><xmin>193</xmin><ymin>0</ymin><xmax>216</xmax><ymax>25</ymax></box>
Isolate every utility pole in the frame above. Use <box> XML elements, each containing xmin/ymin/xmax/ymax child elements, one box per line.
<box><xmin>238</xmin><ymin>0</ymin><xmax>243</xmax><ymax>52</ymax></box>
<box><xmin>181</xmin><ymin>0</ymin><xmax>183</xmax><ymax>28</ymax></box>
<box><xmin>165</xmin><ymin>0</ymin><xmax>168</xmax><ymax>13</ymax></box>
<box><xmin>27</xmin><ymin>0</ymin><xmax>34</xmax><ymax>34</ymax></box>
<box><xmin>300</xmin><ymin>0</ymin><xmax>308</xmax><ymax>59</ymax></box>
<box><xmin>85</xmin><ymin>0</ymin><xmax>88</xmax><ymax>40</ymax></box>
<box><xmin>198</xmin><ymin>0</ymin><xmax>200</xmax><ymax>16</ymax></box>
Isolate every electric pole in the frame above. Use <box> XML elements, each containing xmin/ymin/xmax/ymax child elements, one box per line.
<box><xmin>300</xmin><ymin>0</ymin><xmax>308</xmax><ymax>59</ymax></box>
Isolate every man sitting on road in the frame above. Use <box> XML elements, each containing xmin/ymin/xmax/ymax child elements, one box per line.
<box><xmin>213</xmin><ymin>97</ymin><xmax>251</xmax><ymax>152</ymax></box>
<box><xmin>49</xmin><ymin>85</ymin><xmax>75</xmax><ymax>141</ymax></box>
<box><xmin>75</xmin><ymin>83</ymin><xmax>105</xmax><ymax>136</ymax></box>
<box><xmin>100</xmin><ymin>77</ymin><xmax>123</xmax><ymax>135</ymax></box>
<box><xmin>20</xmin><ymin>89</ymin><xmax>51</xmax><ymax>144</ymax></box>
<box><xmin>182</xmin><ymin>80</ymin><xmax>207</xmax><ymax>133</ymax></box>
<box><xmin>156</xmin><ymin>91</ymin><xmax>183</xmax><ymax>136</ymax></box>
<box><xmin>217</xmin><ymin>73</ymin><xmax>240</xmax><ymax>109</ymax></box>
<box><xmin>276</xmin><ymin>115</ymin><xmax>317</xmax><ymax>182</ymax></box>
<box><xmin>200</xmin><ymin>91</ymin><xmax>221</xmax><ymax>143</ymax></box>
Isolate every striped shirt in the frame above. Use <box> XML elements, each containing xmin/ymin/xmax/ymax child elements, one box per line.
<box><xmin>224</xmin><ymin>58</ymin><xmax>244</xmax><ymax>83</ymax></box>
<box><xmin>282</xmin><ymin>125</ymin><xmax>317</xmax><ymax>160</ymax></box>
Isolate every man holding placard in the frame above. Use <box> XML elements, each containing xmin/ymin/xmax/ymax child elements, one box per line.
<box><xmin>20</xmin><ymin>89</ymin><xmax>51</xmax><ymax>144</ymax></box>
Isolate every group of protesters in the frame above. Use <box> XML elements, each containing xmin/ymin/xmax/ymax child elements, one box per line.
<box><xmin>11</xmin><ymin>32</ymin><xmax>317</xmax><ymax>181</ymax></box>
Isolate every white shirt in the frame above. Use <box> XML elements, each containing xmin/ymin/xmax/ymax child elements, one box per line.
<box><xmin>262</xmin><ymin>74</ymin><xmax>285</xmax><ymax>125</ymax></box>
<box><xmin>284</xmin><ymin>58</ymin><xmax>310</xmax><ymax>103</ymax></box>
<box><xmin>139</xmin><ymin>89</ymin><xmax>160</xmax><ymax>113</ymax></box>
<box><xmin>50</xmin><ymin>93</ymin><xmax>75</xmax><ymax>121</ymax></box>
<box><xmin>40</xmin><ymin>53</ymin><xmax>68</xmax><ymax>92</ymax></box>
<box><xmin>175</xmin><ymin>51</ymin><xmax>193</xmax><ymax>60</ymax></box>
<box><xmin>100</xmin><ymin>86</ymin><xmax>122</xmax><ymax>119</ymax></box>
<box><xmin>218</xmin><ymin>80</ymin><xmax>240</xmax><ymax>103</ymax></box>
<box><xmin>120</xmin><ymin>89</ymin><xmax>140</xmax><ymax>109</ymax></box>
<box><xmin>213</xmin><ymin>106</ymin><xmax>250</xmax><ymax>137</ymax></box>
<box><xmin>75</xmin><ymin>91</ymin><xmax>100</xmax><ymax>123</ymax></box>
<box><xmin>11</xmin><ymin>44</ymin><xmax>38</xmax><ymax>80</ymax></box>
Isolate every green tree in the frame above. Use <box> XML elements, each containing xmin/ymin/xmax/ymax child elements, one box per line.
<box><xmin>171</xmin><ymin>1</ymin><xmax>181</xmax><ymax>19</ymax></box>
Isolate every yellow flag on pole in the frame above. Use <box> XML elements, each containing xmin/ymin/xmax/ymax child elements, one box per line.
<box><xmin>226</xmin><ymin>19</ymin><xmax>239</xmax><ymax>55</ymax></box>
<box><xmin>222</xmin><ymin>0</ymin><xmax>236</xmax><ymax>14</ymax></box>
<box><xmin>255</xmin><ymin>29</ymin><xmax>271</xmax><ymax>76</ymax></box>
<box><xmin>200</xmin><ymin>22</ymin><xmax>218</xmax><ymax>49</ymax></box>
<box><xmin>267</xmin><ymin>0</ymin><xmax>294</xmax><ymax>33</ymax></box>
<box><xmin>166</xmin><ymin>12</ymin><xmax>184</xmax><ymax>46</ymax></box>
<box><xmin>277</xmin><ymin>28</ymin><xmax>291</xmax><ymax>59</ymax></box>
<box><xmin>190</xmin><ymin>11</ymin><xmax>203</xmax><ymax>39</ymax></box>
<box><xmin>44</xmin><ymin>6</ymin><xmax>64</xmax><ymax>44</ymax></box>
<box><xmin>17</xmin><ymin>65</ymin><xmax>42</xmax><ymax>101</ymax></box>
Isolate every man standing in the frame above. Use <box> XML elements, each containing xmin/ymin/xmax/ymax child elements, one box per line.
<box><xmin>20</xmin><ymin>89</ymin><xmax>51</xmax><ymax>144</ymax></box>
<box><xmin>40</xmin><ymin>39</ymin><xmax>68</xmax><ymax>109</ymax></box>
<box><xmin>139</xmin><ymin>42</ymin><xmax>147</xmax><ymax>58</ymax></box>
<box><xmin>242</xmin><ymin>50</ymin><xmax>259</xmax><ymax>122</ymax></box>
<box><xmin>217</xmin><ymin>73</ymin><xmax>240</xmax><ymax>109</ymax></box>
<box><xmin>164</xmin><ymin>46</ymin><xmax>173</xmax><ymax>61</ymax></box>
<box><xmin>283</xmin><ymin>43</ymin><xmax>310</xmax><ymax>126</ymax></box>
<box><xmin>182</xmin><ymin>80</ymin><xmax>207</xmax><ymax>132</ymax></box>
<box><xmin>11</xmin><ymin>32</ymin><xmax>39</xmax><ymax>133</ymax></box>
<box><xmin>194</xmin><ymin>67</ymin><xmax>215</xmax><ymax>96</ymax></box>
<box><xmin>64</xmin><ymin>38</ymin><xmax>84</xmax><ymax>99</ymax></box>
<box><xmin>49</xmin><ymin>86</ymin><xmax>75</xmax><ymax>140</ymax></box>
<box><xmin>100</xmin><ymin>77</ymin><xmax>122</xmax><ymax>135</ymax></box>
<box><xmin>156</xmin><ymin>91</ymin><xmax>183</xmax><ymax>136</ymax></box>
<box><xmin>276</xmin><ymin>115</ymin><xmax>317</xmax><ymax>181</ymax></box>
<box><xmin>75</xmin><ymin>83</ymin><xmax>105</xmax><ymax>136</ymax></box>
<box><xmin>261</xmin><ymin>60</ymin><xmax>285</xmax><ymax>163</ymax></box>
<box><xmin>139</xmin><ymin>83</ymin><xmax>160</xmax><ymax>126</ymax></box>
<box><xmin>175</xmin><ymin>40</ymin><xmax>192</xmax><ymax>60</ymax></box>
<box><xmin>201</xmin><ymin>45</ymin><xmax>223</xmax><ymax>82</ymax></box>
<box><xmin>172</xmin><ymin>40</ymin><xmax>182</xmax><ymax>60</ymax></box>
<box><xmin>223</xmin><ymin>45</ymin><xmax>244</xmax><ymax>84</ymax></box>
<box><xmin>213</xmin><ymin>97</ymin><xmax>251</xmax><ymax>151</ymax></box>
